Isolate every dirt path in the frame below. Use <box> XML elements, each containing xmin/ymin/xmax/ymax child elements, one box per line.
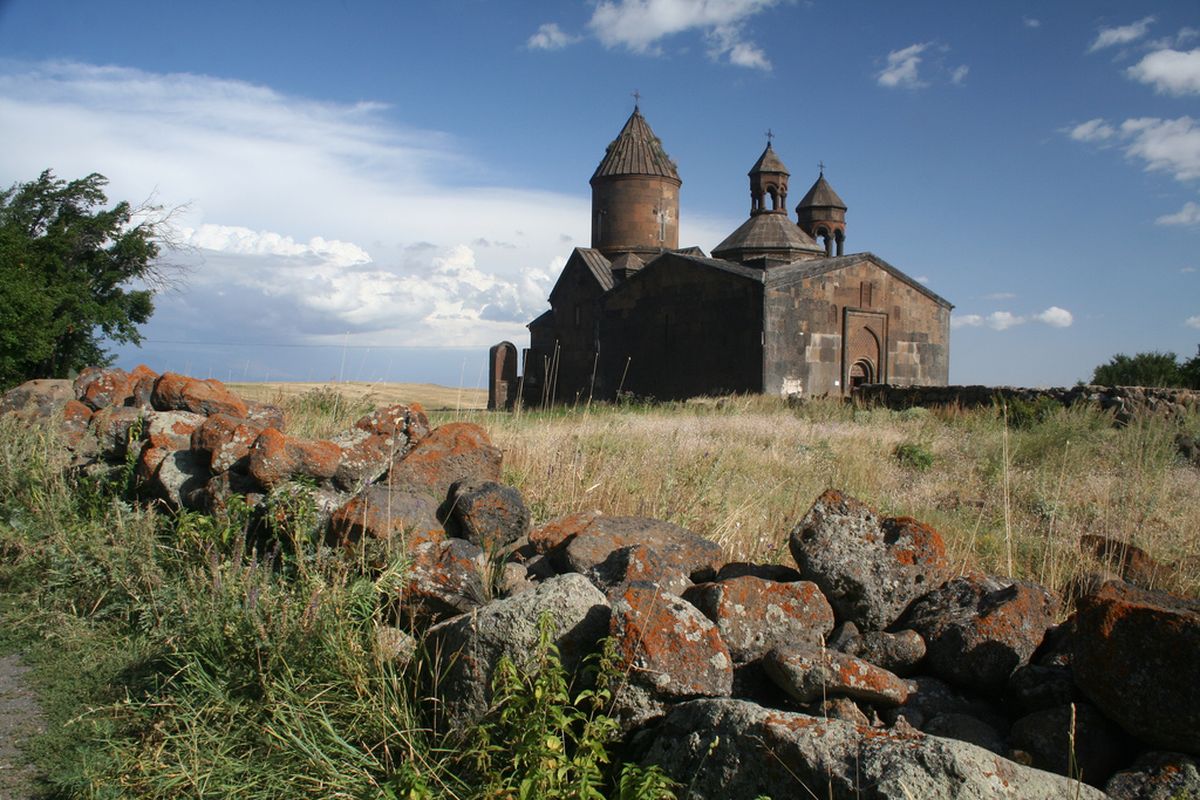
<box><xmin>0</xmin><ymin>654</ymin><xmax>44</xmax><ymax>799</ymax></box>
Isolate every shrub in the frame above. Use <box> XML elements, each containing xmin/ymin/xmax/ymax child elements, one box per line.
<box><xmin>893</xmin><ymin>441</ymin><xmax>934</xmax><ymax>471</ymax></box>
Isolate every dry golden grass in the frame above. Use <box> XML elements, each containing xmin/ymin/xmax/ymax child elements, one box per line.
<box><xmin>437</xmin><ymin>397</ymin><xmax>1200</xmax><ymax>603</ymax></box>
<box><xmin>229</xmin><ymin>380</ymin><xmax>487</xmax><ymax>411</ymax></box>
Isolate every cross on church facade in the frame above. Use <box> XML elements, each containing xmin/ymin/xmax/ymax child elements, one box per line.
<box><xmin>765</xmin><ymin>128</ymin><xmax>774</xmax><ymax>144</ymax></box>
<box><xmin>632</xmin><ymin>89</ymin><xmax>641</xmax><ymax>107</ymax></box>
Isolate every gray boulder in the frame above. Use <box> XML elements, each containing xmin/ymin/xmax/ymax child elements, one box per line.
<box><xmin>641</xmin><ymin>698</ymin><xmax>1107</xmax><ymax>799</ymax></box>
<box><xmin>425</xmin><ymin>574</ymin><xmax>609</xmax><ymax>729</ymax></box>
<box><xmin>897</xmin><ymin>574</ymin><xmax>1059</xmax><ymax>694</ymax></box>
<box><xmin>788</xmin><ymin>489</ymin><xmax>952</xmax><ymax>630</ymax></box>
<box><xmin>1106</xmin><ymin>751</ymin><xmax>1200</xmax><ymax>799</ymax></box>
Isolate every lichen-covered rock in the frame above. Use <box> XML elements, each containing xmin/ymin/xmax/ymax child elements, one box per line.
<box><xmin>151</xmin><ymin>372</ymin><xmax>248</xmax><ymax>418</ymax></box>
<box><xmin>148</xmin><ymin>448</ymin><xmax>211</xmax><ymax>510</ymax></box>
<box><xmin>394</xmin><ymin>538</ymin><xmax>486</xmax><ymax>626</ymax></box>
<box><xmin>191</xmin><ymin>413</ymin><xmax>264</xmax><ymax>473</ymax></box>
<box><xmin>327</xmin><ymin>484</ymin><xmax>443</xmax><ymax>550</ymax></box>
<box><xmin>330</xmin><ymin>428</ymin><xmax>398</xmax><ymax>492</ymax></box>
<box><xmin>75</xmin><ymin>367</ymin><xmax>135</xmax><ymax>410</ymax></box>
<box><xmin>245</xmin><ymin>401</ymin><xmax>285</xmax><ymax>432</ymax></box>
<box><xmin>1106</xmin><ymin>751</ymin><xmax>1200</xmax><ymax>800</ymax></box>
<box><xmin>425</xmin><ymin>573</ymin><xmax>609</xmax><ymax>729</ymax></box>
<box><xmin>60</xmin><ymin>399</ymin><xmax>94</xmax><ymax>448</ymax></box>
<box><xmin>897</xmin><ymin>574</ymin><xmax>1059</xmax><ymax>694</ymax></box>
<box><xmin>128</xmin><ymin>364</ymin><xmax>158</xmax><ymax>409</ymax></box>
<box><xmin>441</xmin><ymin>479</ymin><xmax>530</xmax><ymax>552</ymax></box>
<box><xmin>828</xmin><ymin>622</ymin><xmax>926</xmax><ymax>677</ymax></box>
<box><xmin>387</xmin><ymin>422</ymin><xmax>501</xmax><ymax>500</ymax></box>
<box><xmin>762</xmin><ymin>644</ymin><xmax>909</xmax><ymax>707</ymax></box>
<box><xmin>88</xmin><ymin>405</ymin><xmax>146</xmax><ymax>460</ymax></box>
<box><xmin>608</xmin><ymin>582</ymin><xmax>732</xmax><ymax>729</ymax></box>
<box><xmin>529</xmin><ymin>510</ymin><xmax>602</xmax><ymax>554</ymax></box>
<box><xmin>788</xmin><ymin>489</ymin><xmax>952</xmax><ymax>630</ymax></box>
<box><xmin>640</xmin><ymin>698</ymin><xmax>1107</xmax><ymax>799</ymax></box>
<box><xmin>248</xmin><ymin>428</ymin><xmax>340</xmax><ymax>489</ymax></box>
<box><xmin>0</xmin><ymin>379</ymin><xmax>72</xmax><ymax>421</ymax></box>
<box><xmin>144</xmin><ymin>410</ymin><xmax>206</xmax><ymax>452</ymax></box>
<box><xmin>683</xmin><ymin>576</ymin><xmax>834</xmax><ymax>664</ymax></box>
<box><xmin>557</xmin><ymin>515</ymin><xmax>723</xmax><ymax>582</ymax></box>
<box><xmin>1072</xmin><ymin>581</ymin><xmax>1200</xmax><ymax>755</ymax></box>
<box><xmin>1009</xmin><ymin>703</ymin><xmax>1128</xmax><ymax>787</ymax></box>
<box><xmin>586</xmin><ymin>543</ymin><xmax>691</xmax><ymax>597</ymax></box>
<box><xmin>354</xmin><ymin>402</ymin><xmax>430</xmax><ymax>442</ymax></box>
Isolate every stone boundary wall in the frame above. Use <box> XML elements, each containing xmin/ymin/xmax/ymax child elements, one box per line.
<box><xmin>856</xmin><ymin>383</ymin><xmax>1200</xmax><ymax>419</ymax></box>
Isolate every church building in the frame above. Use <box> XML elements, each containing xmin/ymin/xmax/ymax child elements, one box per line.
<box><xmin>488</xmin><ymin>105</ymin><xmax>952</xmax><ymax>408</ymax></box>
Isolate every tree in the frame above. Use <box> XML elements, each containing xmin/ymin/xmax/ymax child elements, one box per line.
<box><xmin>1091</xmin><ymin>350</ymin><xmax>1188</xmax><ymax>388</ymax></box>
<box><xmin>0</xmin><ymin>170</ymin><xmax>171</xmax><ymax>389</ymax></box>
<box><xmin>1181</xmin><ymin>346</ymin><xmax>1200</xmax><ymax>390</ymax></box>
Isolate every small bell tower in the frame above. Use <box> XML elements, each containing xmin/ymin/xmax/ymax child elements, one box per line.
<box><xmin>749</xmin><ymin>131</ymin><xmax>789</xmax><ymax>215</ymax></box>
<box><xmin>796</xmin><ymin>165</ymin><xmax>848</xmax><ymax>257</ymax></box>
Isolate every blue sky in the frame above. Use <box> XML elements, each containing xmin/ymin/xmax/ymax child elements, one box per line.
<box><xmin>1</xmin><ymin>1</ymin><xmax>1197</xmax><ymax>389</ymax></box>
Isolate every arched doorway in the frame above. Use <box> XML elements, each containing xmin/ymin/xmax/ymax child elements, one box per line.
<box><xmin>849</xmin><ymin>358</ymin><xmax>875</xmax><ymax>388</ymax></box>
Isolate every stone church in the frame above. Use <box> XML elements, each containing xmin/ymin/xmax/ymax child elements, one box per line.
<box><xmin>488</xmin><ymin>105</ymin><xmax>951</xmax><ymax>408</ymax></box>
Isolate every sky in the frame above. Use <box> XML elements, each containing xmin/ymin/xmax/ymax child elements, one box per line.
<box><xmin>0</xmin><ymin>0</ymin><xmax>1198</xmax><ymax>389</ymax></box>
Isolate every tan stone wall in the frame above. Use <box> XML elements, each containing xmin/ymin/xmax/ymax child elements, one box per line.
<box><xmin>763</xmin><ymin>258</ymin><xmax>949</xmax><ymax>397</ymax></box>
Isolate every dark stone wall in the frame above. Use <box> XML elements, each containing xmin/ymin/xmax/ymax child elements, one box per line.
<box><xmin>764</xmin><ymin>258</ymin><xmax>949</xmax><ymax>397</ymax></box>
<box><xmin>599</xmin><ymin>256</ymin><xmax>763</xmax><ymax>400</ymax></box>
<box><xmin>525</xmin><ymin>260</ymin><xmax>608</xmax><ymax>406</ymax></box>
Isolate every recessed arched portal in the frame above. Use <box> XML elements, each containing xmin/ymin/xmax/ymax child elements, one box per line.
<box><xmin>849</xmin><ymin>358</ymin><xmax>875</xmax><ymax>388</ymax></box>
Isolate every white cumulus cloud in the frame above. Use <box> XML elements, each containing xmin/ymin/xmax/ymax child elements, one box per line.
<box><xmin>1068</xmin><ymin>118</ymin><xmax>1117</xmax><ymax>142</ymax></box>
<box><xmin>0</xmin><ymin>60</ymin><xmax>593</xmax><ymax>351</ymax></box>
<box><xmin>588</xmin><ymin>0</ymin><xmax>776</xmax><ymax>69</ymax></box>
<box><xmin>1128</xmin><ymin>48</ymin><xmax>1200</xmax><ymax>95</ymax></box>
<box><xmin>950</xmin><ymin>65</ymin><xmax>969</xmax><ymax>85</ymax></box>
<box><xmin>877</xmin><ymin>43</ymin><xmax>929</xmax><ymax>89</ymax></box>
<box><xmin>1034</xmin><ymin>306</ymin><xmax>1074</xmax><ymax>328</ymax></box>
<box><xmin>527</xmin><ymin>23</ymin><xmax>581</xmax><ymax>51</ymax></box>
<box><xmin>1120</xmin><ymin>116</ymin><xmax>1200</xmax><ymax>181</ymax></box>
<box><xmin>1156</xmin><ymin>201</ymin><xmax>1200</xmax><ymax>226</ymax></box>
<box><xmin>1089</xmin><ymin>16</ymin><xmax>1156</xmax><ymax>53</ymax></box>
<box><xmin>1187</xmin><ymin>315</ymin><xmax>1200</xmax><ymax>329</ymax></box>
<box><xmin>953</xmin><ymin>307</ymin><xmax>1073</xmax><ymax>331</ymax></box>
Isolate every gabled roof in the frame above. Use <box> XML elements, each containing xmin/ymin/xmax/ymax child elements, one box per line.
<box><xmin>797</xmin><ymin>173</ymin><xmax>846</xmax><ymax>210</ymax></box>
<box><xmin>673</xmin><ymin>245</ymin><xmax>708</xmax><ymax>258</ymax></box>
<box><xmin>712</xmin><ymin>212</ymin><xmax>825</xmax><ymax>262</ymax></box>
<box><xmin>546</xmin><ymin>247</ymin><xmax>613</xmax><ymax>308</ymax></box>
<box><xmin>576</xmin><ymin>247</ymin><xmax>615</xmax><ymax>291</ymax></box>
<box><xmin>591</xmin><ymin>108</ymin><xmax>680</xmax><ymax>182</ymax></box>
<box><xmin>749</xmin><ymin>143</ymin><xmax>789</xmax><ymax>176</ymax></box>
<box><xmin>766</xmin><ymin>252</ymin><xmax>953</xmax><ymax>308</ymax></box>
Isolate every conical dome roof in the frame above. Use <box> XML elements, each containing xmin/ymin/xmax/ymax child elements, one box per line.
<box><xmin>749</xmin><ymin>143</ymin><xmax>789</xmax><ymax>176</ymax></box>
<box><xmin>712</xmin><ymin>212</ymin><xmax>825</xmax><ymax>263</ymax></box>
<box><xmin>591</xmin><ymin>107</ymin><xmax>680</xmax><ymax>182</ymax></box>
<box><xmin>797</xmin><ymin>172</ymin><xmax>846</xmax><ymax>210</ymax></box>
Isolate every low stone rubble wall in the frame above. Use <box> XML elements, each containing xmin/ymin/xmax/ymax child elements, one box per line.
<box><xmin>856</xmin><ymin>383</ymin><xmax>1200</xmax><ymax>422</ymax></box>
<box><xmin>4</xmin><ymin>367</ymin><xmax>1200</xmax><ymax>799</ymax></box>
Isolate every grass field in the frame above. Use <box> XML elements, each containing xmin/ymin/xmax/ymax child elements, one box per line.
<box><xmin>0</xmin><ymin>385</ymin><xmax>1197</xmax><ymax>798</ymax></box>
<box><xmin>229</xmin><ymin>381</ymin><xmax>488</xmax><ymax>411</ymax></box>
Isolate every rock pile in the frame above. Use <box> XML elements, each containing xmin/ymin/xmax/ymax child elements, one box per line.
<box><xmin>4</xmin><ymin>368</ymin><xmax>1200</xmax><ymax>799</ymax></box>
